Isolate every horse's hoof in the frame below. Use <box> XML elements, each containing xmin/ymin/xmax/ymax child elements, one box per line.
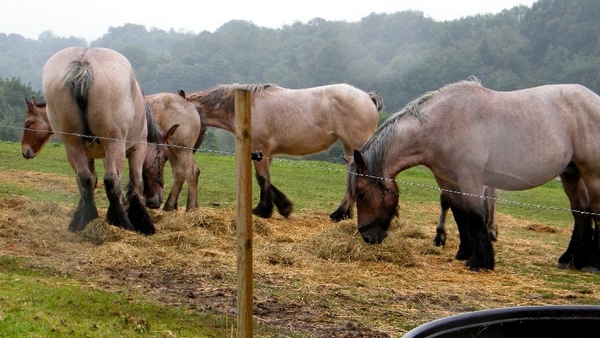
<box><xmin>434</xmin><ymin>234</ymin><xmax>446</xmax><ymax>247</ymax></box>
<box><xmin>556</xmin><ymin>262</ymin><xmax>574</xmax><ymax>270</ymax></box>
<box><xmin>466</xmin><ymin>258</ymin><xmax>494</xmax><ymax>271</ymax></box>
<box><xmin>252</xmin><ymin>206</ymin><xmax>273</xmax><ymax>218</ymax></box>
<box><xmin>162</xmin><ymin>204</ymin><xmax>177</xmax><ymax>212</ymax></box>
<box><xmin>581</xmin><ymin>266</ymin><xmax>600</xmax><ymax>274</ymax></box>
<box><xmin>278</xmin><ymin>204</ymin><xmax>293</xmax><ymax>218</ymax></box>
<box><xmin>329</xmin><ymin>209</ymin><xmax>350</xmax><ymax>222</ymax></box>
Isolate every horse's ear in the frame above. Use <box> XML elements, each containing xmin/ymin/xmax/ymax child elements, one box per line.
<box><xmin>32</xmin><ymin>96</ymin><xmax>38</xmax><ymax>105</ymax></box>
<box><xmin>177</xmin><ymin>89</ymin><xmax>185</xmax><ymax>98</ymax></box>
<box><xmin>163</xmin><ymin>124</ymin><xmax>180</xmax><ymax>143</ymax></box>
<box><xmin>353</xmin><ymin>149</ymin><xmax>366</xmax><ymax>171</ymax></box>
<box><xmin>25</xmin><ymin>98</ymin><xmax>35</xmax><ymax>112</ymax></box>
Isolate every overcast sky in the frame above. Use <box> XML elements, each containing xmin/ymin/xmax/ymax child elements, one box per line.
<box><xmin>4</xmin><ymin>0</ymin><xmax>537</xmax><ymax>42</ymax></box>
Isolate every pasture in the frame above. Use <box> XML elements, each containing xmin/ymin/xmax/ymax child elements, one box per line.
<box><xmin>0</xmin><ymin>141</ymin><xmax>599</xmax><ymax>337</ymax></box>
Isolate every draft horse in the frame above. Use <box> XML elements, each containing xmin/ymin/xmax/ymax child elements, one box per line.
<box><xmin>183</xmin><ymin>83</ymin><xmax>383</xmax><ymax>219</ymax></box>
<box><xmin>349</xmin><ymin>77</ymin><xmax>600</xmax><ymax>272</ymax></box>
<box><xmin>22</xmin><ymin>91</ymin><xmax>205</xmax><ymax>212</ymax></box>
<box><xmin>41</xmin><ymin>47</ymin><xmax>178</xmax><ymax>234</ymax></box>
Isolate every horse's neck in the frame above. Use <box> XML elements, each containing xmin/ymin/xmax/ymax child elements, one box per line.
<box><xmin>381</xmin><ymin>122</ymin><xmax>429</xmax><ymax>178</ymax></box>
<box><xmin>205</xmin><ymin>111</ymin><xmax>235</xmax><ymax>133</ymax></box>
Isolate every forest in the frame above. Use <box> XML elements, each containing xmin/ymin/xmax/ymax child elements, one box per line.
<box><xmin>1</xmin><ymin>0</ymin><xmax>599</xmax><ymax>160</ymax></box>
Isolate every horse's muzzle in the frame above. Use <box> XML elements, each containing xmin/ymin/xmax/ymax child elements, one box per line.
<box><xmin>145</xmin><ymin>194</ymin><xmax>162</xmax><ymax>209</ymax></box>
<box><xmin>22</xmin><ymin>148</ymin><xmax>36</xmax><ymax>159</ymax></box>
<box><xmin>358</xmin><ymin>220</ymin><xmax>388</xmax><ymax>244</ymax></box>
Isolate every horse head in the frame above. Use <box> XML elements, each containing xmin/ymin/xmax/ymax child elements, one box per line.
<box><xmin>352</xmin><ymin>149</ymin><xmax>399</xmax><ymax>244</ymax></box>
<box><xmin>22</xmin><ymin>97</ymin><xmax>53</xmax><ymax>159</ymax></box>
<box><xmin>143</xmin><ymin>124</ymin><xmax>179</xmax><ymax>209</ymax></box>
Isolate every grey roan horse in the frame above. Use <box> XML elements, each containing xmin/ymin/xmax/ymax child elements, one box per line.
<box><xmin>349</xmin><ymin>77</ymin><xmax>600</xmax><ymax>272</ymax></box>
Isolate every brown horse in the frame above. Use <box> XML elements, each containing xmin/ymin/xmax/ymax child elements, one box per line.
<box><xmin>183</xmin><ymin>83</ymin><xmax>384</xmax><ymax>219</ymax></box>
<box><xmin>41</xmin><ymin>46</ymin><xmax>178</xmax><ymax>234</ymax></box>
<box><xmin>349</xmin><ymin>77</ymin><xmax>600</xmax><ymax>272</ymax></box>
<box><xmin>22</xmin><ymin>91</ymin><xmax>205</xmax><ymax>211</ymax></box>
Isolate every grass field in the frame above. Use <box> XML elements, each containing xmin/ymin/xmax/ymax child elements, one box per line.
<box><xmin>0</xmin><ymin>140</ymin><xmax>598</xmax><ymax>337</ymax></box>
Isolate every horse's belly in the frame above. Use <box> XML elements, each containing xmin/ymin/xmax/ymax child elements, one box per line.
<box><xmin>85</xmin><ymin>140</ymin><xmax>105</xmax><ymax>158</ymax></box>
<box><xmin>484</xmin><ymin>167</ymin><xmax>562</xmax><ymax>191</ymax></box>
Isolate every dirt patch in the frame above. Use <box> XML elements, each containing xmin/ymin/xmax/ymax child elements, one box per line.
<box><xmin>1</xmin><ymin>197</ymin><xmax>599</xmax><ymax>337</ymax></box>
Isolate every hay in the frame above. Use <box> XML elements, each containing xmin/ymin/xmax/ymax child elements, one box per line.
<box><xmin>3</xmin><ymin>196</ymin><xmax>600</xmax><ymax>337</ymax></box>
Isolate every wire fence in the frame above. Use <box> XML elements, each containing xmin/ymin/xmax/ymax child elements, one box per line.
<box><xmin>5</xmin><ymin>123</ymin><xmax>592</xmax><ymax>217</ymax></box>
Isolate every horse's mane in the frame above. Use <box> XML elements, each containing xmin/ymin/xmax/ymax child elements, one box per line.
<box><xmin>360</xmin><ymin>77</ymin><xmax>481</xmax><ymax>176</ymax></box>
<box><xmin>189</xmin><ymin>83</ymin><xmax>277</xmax><ymax>114</ymax></box>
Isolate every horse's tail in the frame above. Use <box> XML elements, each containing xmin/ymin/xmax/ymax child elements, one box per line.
<box><xmin>63</xmin><ymin>60</ymin><xmax>94</xmax><ymax>134</ymax></box>
<box><xmin>193</xmin><ymin>106</ymin><xmax>208</xmax><ymax>153</ymax></box>
<box><xmin>368</xmin><ymin>92</ymin><xmax>385</xmax><ymax>112</ymax></box>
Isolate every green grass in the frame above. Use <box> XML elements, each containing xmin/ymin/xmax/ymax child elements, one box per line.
<box><xmin>0</xmin><ymin>256</ymin><xmax>229</xmax><ymax>337</ymax></box>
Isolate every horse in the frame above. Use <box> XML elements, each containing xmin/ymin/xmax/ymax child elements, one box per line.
<box><xmin>41</xmin><ymin>46</ymin><xmax>178</xmax><ymax>234</ymax></box>
<box><xmin>434</xmin><ymin>187</ymin><xmax>498</xmax><ymax>247</ymax></box>
<box><xmin>144</xmin><ymin>91</ymin><xmax>207</xmax><ymax>211</ymax></box>
<box><xmin>348</xmin><ymin>77</ymin><xmax>600</xmax><ymax>272</ymax></box>
<box><xmin>22</xmin><ymin>91</ymin><xmax>206</xmax><ymax>212</ymax></box>
<box><xmin>182</xmin><ymin>83</ymin><xmax>384</xmax><ymax>219</ymax></box>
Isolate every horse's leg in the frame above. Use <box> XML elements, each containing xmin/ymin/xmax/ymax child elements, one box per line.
<box><xmin>459</xmin><ymin>181</ymin><xmax>495</xmax><ymax>271</ymax></box>
<box><xmin>330</xmin><ymin>173</ymin><xmax>354</xmax><ymax>221</ymax></box>
<box><xmin>271</xmin><ymin>183</ymin><xmax>293</xmax><ymax>218</ymax></box>
<box><xmin>185</xmin><ymin>161</ymin><xmax>200</xmax><ymax>211</ymax></box>
<box><xmin>163</xmin><ymin>153</ymin><xmax>183</xmax><ymax>211</ymax></box>
<box><xmin>485</xmin><ymin>187</ymin><xmax>499</xmax><ymax>241</ymax></box>
<box><xmin>104</xmin><ymin>146</ymin><xmax>135</xmax><ymax>232</ymax></box>
<box><xmin>434</xmin><ymin>192</ymin><xmax>450</xmax><ymax>247</ymax></box>
<box><xmin>434</xmin><ymin>179</ymin><xmax>473</xmax><ymax>256</ymax></box>
<box><xmin>586</xmin><ymin>177</ymin><xmax>600</xmax><ymax>272</ymax></box>
<box><xmin>557</xmin><ymin>172</ymin><xmax>593</xmax><ymax>270</ymax></box>
<box><xmin>126</xmin><ymin>142</ymin><xmax>156</xmax><ymax>235</ymax></box>
<box><xmin>252</xmin><ymin>159</ymin><xmax>274</xmax><ymax>218</ymax></box>
<box><xmin>68</xmin><ymin>152</ymin><xmax>99</xmax><ymax>232</ymax></box>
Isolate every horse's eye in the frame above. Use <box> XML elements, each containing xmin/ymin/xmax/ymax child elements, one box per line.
<box><xmin>24</xmin><ymin>124</ymin><xmax>31</xmax><ymax>129</ymax></box>
<box><xmin>357</xmin><ymin>192</ymin><xmax>366</xmax><ymax>200</ymax></box>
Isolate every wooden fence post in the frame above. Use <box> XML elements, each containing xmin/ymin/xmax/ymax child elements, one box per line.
<box><xmin>235</xmin><ymin>88</ymin><xmax>253</xmax><ymax>337</ymax></box>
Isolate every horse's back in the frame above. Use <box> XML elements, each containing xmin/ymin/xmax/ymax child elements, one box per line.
<box><xmin>254</xmin><ymin>83</ymin><xmax>380</xmax><ymax>154</ymax></box>
<box><xmin>146</xmin><ymin>92</ymin><xmax>201</xmax><ymax>148</ymax></box>
<box><xmin>421</xmin><ymin>82</ymin><xmax>600</xmax><ymax>189</ymax></box>
<box><xmin>43</xmin><ymin>47</ymin><xmax>146</xmax><ymax>142</ymax></box>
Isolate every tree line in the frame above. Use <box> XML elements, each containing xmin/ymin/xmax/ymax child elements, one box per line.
<box><xmin>1</xmin><ymin>0</ymin><xmax>599</xmax><ymax>161</ymax></box>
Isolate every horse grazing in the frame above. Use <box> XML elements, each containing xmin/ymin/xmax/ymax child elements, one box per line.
<box><xmin>349</xmin><ymin>77</ymin><xmax>600</xmax><ymax>272</ymax></box>
<box><xmin>41</xmin><ymin>46</ymin><xmax>178</xmax><ymax>234</ymax></box>
<box><xmin>434</xmin><ymin>187</ymin><xmax>498</xmax><ymax>247</ymax></box>
<box><xmin>183</xmin><ymin>83</ymin><xmax>383</xmax><ymax>219</ymax></box>
<box><xmin>145</xmin><ymin>91</ymin><xmax>207</xmax><ymax>211</ymax></box>
<box><xmin>22</xmin><ymin>91</ymin><xmax>205</xmax><ymax>212</ymax></box>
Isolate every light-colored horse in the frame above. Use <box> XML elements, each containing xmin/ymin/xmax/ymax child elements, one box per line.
<box><xmin>183</xmin><ymin>83</ymin><xmax>384</xmax><ymax>219</ymax></box>
<box><xmin>41</xmin><ymin>46</ymin><xmax>177</xmax><ymax>234</ymax></box>
<box><xmin>349</xmin><ymin>77</ymin><xmax>600</xmax><ymax>272</ymax></box>
<box><xmin>22</xmin><ymin>91</ymin><xmax>206</xmax><ymax>211</ymax></box>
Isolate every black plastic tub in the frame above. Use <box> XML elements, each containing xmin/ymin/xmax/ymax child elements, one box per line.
<box><xmin>403</xmin><ymin>305</ymin><xmax>600</xmax><ymax>338</ymax></box>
